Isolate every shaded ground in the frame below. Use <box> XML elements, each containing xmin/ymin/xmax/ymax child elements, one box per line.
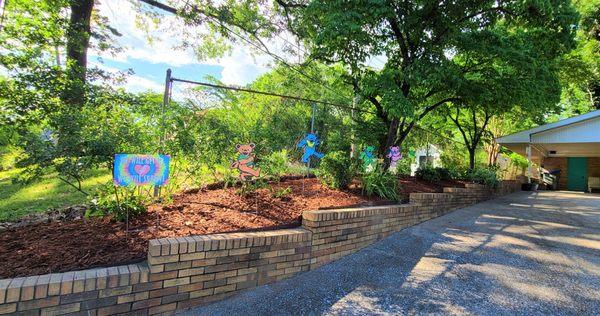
<box><xmin>183</xmin><ymin>191</ymin><xmax>600</xmax><ymax>316</ymax></box>
<box><xmin>0</xmin><ymin>178</ymin><xmax>388</xmax><ymax>278</ymax></box>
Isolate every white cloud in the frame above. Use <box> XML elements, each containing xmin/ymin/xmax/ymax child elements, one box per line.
<box><xmin>94</xmin><ymin>0</ymin><xmax>304</xmax><ymax>88</ymax></box>
<box><xmin>89</xmin><ymin>60</ymin><xmax>163</xmax><ymax>93</ymax></box>
<box><xmin>125</xmin><ymin>75</ymin><xmax>163</xmax><ymax>92</ymax></box>
<box><xmin>217</xmin><ymin>47</ymin><xmax>271</xmax><ymax>85</ymax></box>
<box><xmin>94</xmin><ymin>0</ymin><xmax>198</xmax><ymax>66</ymax></box>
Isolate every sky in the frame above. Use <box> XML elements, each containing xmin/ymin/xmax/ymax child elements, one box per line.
<box><xmin>90</xmin><ymin>0</ymin><xmax>274</xmax><ymax>97</ymax></box>
<box><xmin>89</xmin><ymin>0</ymin><xmax>385</xmax><ymax>100</ymax></box>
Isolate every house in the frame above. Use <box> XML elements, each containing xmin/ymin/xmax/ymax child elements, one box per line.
<box><xmin>496</xmin><ymin>110</ymin><xmax>600</xmax><ymax>192</ymax></box>
<box><xmin>410</xmin><ymin>144</ymin><xmax>442</xmax><ymax>176</ymax></box>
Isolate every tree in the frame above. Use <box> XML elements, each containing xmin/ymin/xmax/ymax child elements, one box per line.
<box><xmin>0</xmin><ymin>0</ymin><xmax>125</xmax><ymax>191</ymax></box>
<box><xmin>554</xmin><ymin>0</ymin><xmax>600</xmax><ymax>117</ymax></box>
<box><xmin>139</xmin><ymin>1</ymin><xmax>578</xmax><ymax>170</ymax></box>
<box><xmin>279</xmin><ymin>0</ymin><xmax>578</xmax><ymax>161</ymax></box>
<box><xmin>441</xmin><ymin>40</ymin><xmax>563</xmax><ymax>170</ymax></box>
<box><xmin>63</xmin><ymin>0</ymin><xmax>95</xmax><ymax>106</ymax></box>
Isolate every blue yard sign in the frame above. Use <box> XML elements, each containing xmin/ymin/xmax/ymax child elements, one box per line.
<box><xmin>113</xmin><ymin>154</ymin><xmax>170</xmax><ymax>186</ymax></box>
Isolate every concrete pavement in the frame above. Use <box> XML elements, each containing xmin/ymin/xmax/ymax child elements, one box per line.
<box><xmin>182</xmin><ymin>191</ymin><xmax>600</xmax><ymax>315</ymax></box>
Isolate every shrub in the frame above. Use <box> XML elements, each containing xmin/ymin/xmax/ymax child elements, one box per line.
<box><xmin>466</xmin><ymin>167</ymin><xmax>499</xmax><ymax>188</ymax></box>
<box><xmin>86</xmin><ymin>185</ymin><xmax>147</xmax><ymax>222</ymax></box>
<box><xmin>236</xmin><ymin>180</ymin><xmax>268</xmax><ymax>197</ymax></box>
<box><xmin>262</xmin><ymin>150</ymin><xmax>289</xmax><ymax>178</ymax></box>
<box><xmin>394</xmin><ymin>157</ymin><xmax>412</xmax><ymax>176</ymax></box>
<box><xmin>416</xmin><ymin>165</ymin><xmax>464</xmax><ymax>182</ymax></box>
<box><xmin>362</xmin><ymin>168</ymin><xmax>401</xmax><ymax>201</ymax></box>
<box><xmin>317</xmin><ymin>151</ymin><xmax>355</xmax><ymax>189</ymax></box>
<box><xmin>415</xmin><ymin>165</ymin><xmax>441</xmax><ymax>182</ymax></box>
<box><xmin>270</xmin><ymin>186</ymin><xmax>292</xmax><ymax>199</ymax></box>
<box><xmin>0</xmin><ymin>146</ymin><xmax>21</xmax><ymax>171</ymax></box>
<box><xmin>434</xmin><ymin>167</ymin><xmax>452</xmax><ymax>180</ymax></box>
<box><xmin>445</xmin><ymin>164</ymin><xmax>468</xmax><ymax>180</ymax></box>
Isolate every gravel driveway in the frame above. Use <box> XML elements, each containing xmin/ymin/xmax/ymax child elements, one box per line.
<box><xmin>182</xmin><ymin>191</ymin><xmax>600</xmax><ymax>315</ymax></box>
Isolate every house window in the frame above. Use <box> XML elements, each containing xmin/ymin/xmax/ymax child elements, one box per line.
<box><xmin>419</xmin><ymin>155</ymin><xmax>434</xmax><ymax>166</ymax></box>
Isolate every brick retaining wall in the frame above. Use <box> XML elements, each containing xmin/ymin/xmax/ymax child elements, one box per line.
<box><xmin>0</xmin><ymin>182</ymin><xmax>520</xmax><ymax>315</ymax></box>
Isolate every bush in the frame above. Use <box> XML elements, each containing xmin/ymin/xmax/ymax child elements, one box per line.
<box><xmin>235</xmin><ymin>180</ymin><xmax>269</xmax><ymax>197</ymax></box>
<box><xmin>434</xmin><ymin>167</ymin><xmax>452</xmax><ymax>180</ymax></box>
<box><xmin>317</xmin><ymin>151</ymin><xmax>355</xmax><ymax>189</ymax></box>
<box><xmin>445</xmin><ymin>164</ymin><xmax>468</xmax><ymax>180</ymax></box>
<box><xmin>261</xmin><ymin>150</ymin><xmax>289</xmax><ymax>178</ymax></box>
<box><xmin>86</xmin><ymin>185</ymin><xmax>147</xmax><ymax>222</ymax></box>
<box><xmin>466</xmin><ymin>167</ymin><xmax>499</xmax><ymax>188</ymax></box>
<box><xmin>0</xmin><ymin>146</ymin><xmax>21</xmax><ymax>171</ymax></box>
<box><xmin>416</xmin><ymin>165</ymin><xmax>462</xmax><ymax>182</ymax></box>
<box><xmin>416</xmin><ymin>165</ymin><xmax>441</xmax><ymax>182</ymax></box>
<box><xmin>362</xmin><ymin>168</ymin><xmax>401</xmax><ymax>201</ymax></box>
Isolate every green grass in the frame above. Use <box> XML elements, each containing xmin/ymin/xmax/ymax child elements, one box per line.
<box><xmin>0</xmin><ymin>168</ymin><xmax>111</xmax><ymax>222</ymax></box>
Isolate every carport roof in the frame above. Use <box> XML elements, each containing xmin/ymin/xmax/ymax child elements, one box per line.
<box><xmin>496</xmin><ymin>110</ymin><xmax>600</xmax><ymax>160</ymax></box>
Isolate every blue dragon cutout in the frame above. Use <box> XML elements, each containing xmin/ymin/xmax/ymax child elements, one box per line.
<box><xmin>297</xmin><ymin>133</ymin><xmax>324</xmax><ymax>163</ymax></box>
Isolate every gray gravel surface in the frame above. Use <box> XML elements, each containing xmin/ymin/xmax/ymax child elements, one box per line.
<box><xmin>181</xmin><ymin>191</ymin><xmax>600</xmax><ymax>316</ymax></box>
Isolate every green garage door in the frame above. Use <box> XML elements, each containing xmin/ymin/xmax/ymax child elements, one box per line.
<box><xmin>567</xmin><ymin>157</ymin><xmax>588</xmax><ymax>192</ymax></box>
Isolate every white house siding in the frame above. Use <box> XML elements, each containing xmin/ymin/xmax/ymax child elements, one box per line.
<box><xmin>532</xmin><ymin>116</ymin><xmax>600</xmax><ymax>144</ymax></box>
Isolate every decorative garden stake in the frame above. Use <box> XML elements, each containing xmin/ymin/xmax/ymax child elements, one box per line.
<box><xmin>297</xmin><ymin>133</ymin><xmax>324</xmax><ymax>163</ymax></box>
<box><xmin>113</xmin><ymin>154</ymin><xmax>170</xmax><ymax>186</ymax></box>
<box><xmin>113</xmin><ymin>154</ymin><xmax>170</xmax><ymax>234</ymax></box>
<box><xmin>387</xmin><ymin>146</ymin><xmax>402</xmax><ymax>172</ymax></box>
<box><xmin>360</xmin><ymin>146</ymin><xmax>377</xmax><ymax>172</ymax></box>
<box><xmin>231</xmin><ymin>143</ymin><xmax>261</xmax><ymax>181</ymax></box>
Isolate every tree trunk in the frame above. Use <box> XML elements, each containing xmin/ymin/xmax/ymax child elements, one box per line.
<box><xmin>63</xmin><ymin>0</ymin><xmax>94</xmax><ymax>106</ymax></box>
<box><xmin>381</xmin><ymin>118</ymin><xmax>399</xmax><ymax>168</ymax></box>
<box><xmin>468</xmin><ymin>147</ymin><xmax>476</xmax><ymax>170</ymax></box>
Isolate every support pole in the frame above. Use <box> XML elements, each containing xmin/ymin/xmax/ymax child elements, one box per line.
<box><xmin>154</xmin><ymin>68</ymin><xmax>172</xmax><ymax>198</ymax></box>
<box><xmin>526</xmin><ymin>144</ymin><xmax>532</xmax><ymax>184</ymax></box>
<box><xmin>350</xmin><ymin>94</ymin><xmax>359</xmax><ymax>158</ymax></box>
<box><xmin>310</xmin><ymin>103</ymin><xmax>316</xmax><ymax>134</ymax></box>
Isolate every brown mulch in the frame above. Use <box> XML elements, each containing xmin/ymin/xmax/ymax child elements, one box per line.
<box><xmin>0</xmin><ymin>176</ymin><xmax>468</xmax><ymax>279</ymax></box>
<box><xmin>0</xmin><ymin>178</ymin><xmax>390</xmax><ymax>279</ymax></box>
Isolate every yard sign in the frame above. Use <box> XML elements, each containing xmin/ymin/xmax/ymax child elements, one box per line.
<box><xmin>113</xmin><ymin>154</ymin><xmax>170</xmax><ymax>186</ymax></box>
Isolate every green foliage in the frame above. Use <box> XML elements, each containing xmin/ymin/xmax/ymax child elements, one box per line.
<box><xmin>270</xmin><ymin>186</ymin><xmax>292</xmax><ymax>199</ymax></box>
<box><xmin>261</xmin><ymin>150</ymin><xmax>290</xmax><ymax>178</ymax></box>
<box><xmin>361</xmin><ymin>169</ymin><xmax>400</xmax><ymax>201</ymax></box>
<box><xmin>415</xmin><ymin>166</ymin><xmax>456</xmax><ymax>182</ymax></box>
<box><xmin>508</xmin><ymin>153</ymin><xmax>529</xmax><ymax>170</ymax></box>
<box><xmin>235</xmin><ymin>180</ymin><xmax>268</xmax><ymax>198</ymax></box>
<box><xmin>317</xmin><ymin>151</ymin><xmax>355</xmax><ymax>189</ymax></box>
<box><xmin>86</xmin><ymin>185</ymin><xmax>147</xmax><ymax>222</ymax></box>
<box><xmin>466</xmin><ymin>167</ymin><xmax>500</xmax><ymax>188</ymax></box>
<box><xmin>0</xmin><ymin>147</ymin><xmax>21</xmax><ymax>171</ymax></box>
<box><xmin>0</xmin><ymin>168</ymin><xmax>111</xmax><ymax>222</ymax></box>
<box><xmin>394</xmin><ymin>157</ymin><xmax>412</xmax><ymax>176</ymax></box>
<box><xmin>416</xmin><ymin>165</ymin><xmax>441</xmax><ymax>183</ymax></box>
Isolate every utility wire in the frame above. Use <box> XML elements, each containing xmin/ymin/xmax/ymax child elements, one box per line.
<box><xmin>140</xmin><ymin>0</ymin><xmax>465</xmax><ymax>148</ymax></box>
<box><xmin>171</xmin><ymin>77</ymin><xmax>376</xmax><ymax>114</ymax></box>
<box><xmin>173</xmin><ymin>76</ymin><xmax>466</xmax><ymax>147</ymax></box>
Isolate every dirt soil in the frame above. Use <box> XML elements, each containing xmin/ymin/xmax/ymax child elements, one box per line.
<box><xmin>0</xmin><ymin>178</ymin><xmax>390</xmax><ymax>279</ymax></box>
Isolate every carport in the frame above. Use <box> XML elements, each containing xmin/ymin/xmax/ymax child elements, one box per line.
<box><xmin>496</xmin><ymin>110</ymin><xmax>600</xmax><ymax>191</ymax></box>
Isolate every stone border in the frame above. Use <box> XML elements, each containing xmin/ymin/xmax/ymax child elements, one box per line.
<box><xmin>0</xmin><ymin>182</ymin><xmax>520</xmax><ymax>315</ymax></box>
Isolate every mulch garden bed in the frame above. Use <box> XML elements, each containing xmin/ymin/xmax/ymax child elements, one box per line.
<box><xmin>0</xmin><ymin>177</ymin><xmax>390</xmax><ymax>279</ymax></box>
<box><xmin>0</xmin><ymin>175</ymin><xmax>469</xmax><ymax>279</ymax></box>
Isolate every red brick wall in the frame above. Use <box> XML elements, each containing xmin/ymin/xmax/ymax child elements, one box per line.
<box><xmin>588</xmin><ymin>157</ymin><xmax>600</xmax><ymax>178</ymax></box>
<box><xmin>542</xmin><ymin>157</ymin><xmax>568</xmax><ymax>190</ymax></box>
